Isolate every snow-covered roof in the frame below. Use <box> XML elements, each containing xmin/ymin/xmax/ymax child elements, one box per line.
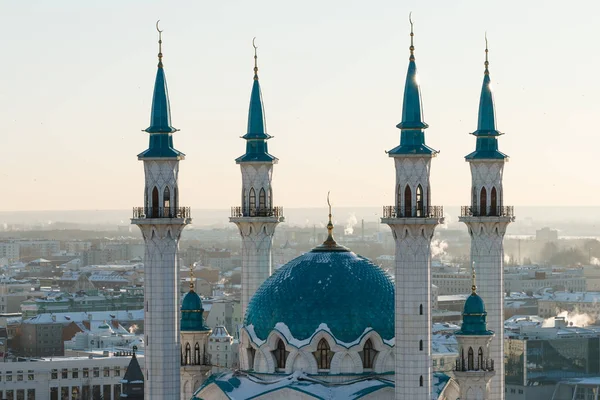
<box><xmin>539</xmin><ymin>291</ymin><xmax>600</xmax><ymax>303</ymax></box>
<box><xmin>22</xmin><ymin>309</ymin><xmax>143</xmax><ymax>324</ymax></box>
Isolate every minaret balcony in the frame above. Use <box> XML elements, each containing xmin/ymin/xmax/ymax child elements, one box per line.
<box><xmin>382</xmin><ymin>206</ymin><xmax>443</xmax><ymax>219</ymax></box>
<box><xmin>230</xmin><ymin>206</ymin><xmax>283</xmax><ymax>219</ymax></box>
<box><xmin>460</xmin><ymin>206</ymin><xmax>514</xmax><ymax>218</ymax></box>
<box><xmin>455</xmin><ymin>357</ymin><xmax>494</xmax><ymax>372</ymax></box>
<box><xmin>132</xmin><ymin>207</ymin><xmax>191</xmax><ymax>220</ymax></box>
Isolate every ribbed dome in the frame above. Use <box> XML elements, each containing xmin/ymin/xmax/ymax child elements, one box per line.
<box><xmin>457</xmin><ymin>293</ymin><xmax>493</xmax><ymax>336</ymax></box>
<box><xmin>464</xmin><ymin>293</ymin><xmax>485</xmax><ymax>314</ymax></box>
<box><xmin>181</xmin><ymin>290</ymin><xmax>209</xmax><ymax>332</ymax></box>
<box><xmin>244</xmin><ymin>249</ymin><xmax>395</xmax><ymax>343</ymax></box>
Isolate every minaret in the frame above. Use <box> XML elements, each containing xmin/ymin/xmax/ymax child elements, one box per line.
<box><xmin>230</xmin><ymin>39</ymin><xmax>283</xmax><ymax>318</ymax></box>
<box><xmin>381</xmin><ymin>15</ymin><xmax>444</xmax><ymax>400</ymax></box>
<box><xmin>131</xmin><ymin>22</ymin><xmax>191</xmax><ymax>400</ymax></box>
<box><xmin>180</xmin><ymin>266</ymin><xmax>212</xmax><ymax>400</ymax></box>
<box><xmin>454</xmin><ymin>265</ymin><xmax>496</xmax><ymax>399</ymax></box>
<box><xmin>459</xmin><ymin>37</ymin><xmax>514</xmax><ymax>400</ymax></box>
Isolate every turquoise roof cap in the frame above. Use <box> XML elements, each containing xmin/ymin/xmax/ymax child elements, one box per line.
<box><xmin>181</xmin><ymin>290</ymin><xmax>210</xmax><ymax>332</ymax></box>
<box><xmin>138</xmin><ymin>31</ymin><xmax>184</xmax><ymax>160</ymax></box>
<box><xmin>457</xmin><ymin>268</ymin><xmax>493</xmax><ymax>336</ymax></box>
<box><xmin>244</xmin><ymin>246</ymin><xmax>395</xmax><ymax>344</ymax></box>
<box><xmin>388</xmin><ymin>20</ymin><xmax>438</xmax><ymax>157</ymax></box>
<box><xmin>466</xmin><ymin>40</ymin><xmax>508</xmax><ymax>161</ymax></box>
<box><xmin>236</xmin><ymin>43</ymin><xmax>277</xmax><ymax>164</ymax></box>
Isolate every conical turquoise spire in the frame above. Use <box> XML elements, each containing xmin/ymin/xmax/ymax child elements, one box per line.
<box><xmin>466</xmin><ymin>37</ymin><xmax>507</xmax><ymax>161</ymax></box>
<box><xmin>138</xmin><ymin>23</ymin><xmax>183</xmax><ymax>160</ymax></box>
<box><xmin>388</xmin><ymin>15</ymin><xmax>437</xmax><ymax>156</ymax></box>
<box><xmin>236</xmin><ymin>39</ymin><xmax>277</xmax><ymax>164</ymax></box>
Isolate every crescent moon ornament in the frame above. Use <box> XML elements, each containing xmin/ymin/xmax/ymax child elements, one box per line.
<box><xmin>156</xmin><ymin>20</ymin><xmax>163</xmax><ymax>33</ymax></box>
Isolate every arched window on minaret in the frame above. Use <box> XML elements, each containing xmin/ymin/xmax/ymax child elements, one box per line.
<box><xmin>194</xmin><ymin>343</ymin><xmax>201</xmax><ymax>365</ymax></box>
<box><xmin>419</xmin><ymin>304</ymin><xmax>423</xmax><ymax>315</ymax></box>
<box><xmin>419</xmin><ymin>376</ymin><xmax>423</xmax><ymax>387</ymax></box>
<box><xmin>419</xmin><ymin>340</ymin><xmax>423</xmax><ymax>351</ymax></box>
<box><xmin>314</xmin><ymin>339</ymin><xmax>333</xmax><ymax>370</ymax></box>
<box><xmin>490</xmin><ymin>187</ymin><xmax>498</xmax><ymax>216</ymax></box>
<box><xmin>416</xmin><ymin>185</ymin><xmax>423</xmax><ymax>217</ymax></box>
<box><xmin>259</xmin><ymin>188</ymin><xmax>266</xmax><ymax>212</ymax></box>
<box><xmin>461</xmin><ymin>348</ymin><xmax>465</xmax><ymax>370</ymax></box>
<box><xmin>249</xmin><ymin>188</ymin><xmax>256</xmax><ymax>215</ymax></box>
<box><xmin>185</xmin><ymin>343</ymin><xmax>191</xmax><ymax>365</ymax></box>
<box><xmin>272</xmin><ymin>339</ymin><xmax>288</xmax><ymax>370</ymax></box>
<box><xmin>478</xmin><ymin>347</ymin><xmax>484</xmax><ymax>370</ymax></box>
<box><xmin>479</xmin><ymin>187</ymin><xmax>487</xmax><ymax>217</ymax></box>
<box><xmin>468</xmin><ymin>347</ymin><xmax>474</xmax><ymax>370</ymax></box>
<box><xmin>360</xmin><ymin>339</ymin><xmax>377</xmax><ymax>369</ymax></box>
<box><xmin>151</xmin><ymin>187</ymin><xmax>159</xmax><ymax>218</ymax></box>
<box><xmin>163</xmin><ymin>186</ymin><xmax>171</xmax><ymax>217</ymax></box>
<box><xmin>404</xmin><ymin>185</ymin><xmax>412</xmax><ymax>217</ymax></box>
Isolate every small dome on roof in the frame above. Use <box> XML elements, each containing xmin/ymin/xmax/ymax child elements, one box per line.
<box><xmin>181</xmin><ymin>289</ymin><xmax>210</xmax><ymax>332</ymax></box>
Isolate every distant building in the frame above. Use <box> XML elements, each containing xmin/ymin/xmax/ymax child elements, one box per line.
<box><xmin>536</xmin><ymin>227</ymin><xmax>559</xmax><ymax>242</ymax></box>
<box><xmin>0</xmin><ymin>242</ymin><xmax>20</xmax><ymax>263</ymax></box>
<box><xmin>207</xmin><ymin>326</ymin><xmax>238</xmax><ymax>373</ymax></box>
<box><xmin>538</xmin><ymin>291</ymin><xmax>600</xmax><ymax>321</ymax></box>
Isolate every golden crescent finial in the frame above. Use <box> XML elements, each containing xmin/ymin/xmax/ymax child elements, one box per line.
<box><xmin>408</xmin><ymin>12</ymin><xmax>415</xmax><ymax>59</ymax></box>
<box><xmin>189</xmin><ymin>264</ymin><xmax>195</xmax><ymax>291</ymax></box>
<box><xmin>327</xmin><ymin>191</ymin><xmax>331</xmax><ymax>215</ymax></box>
<box><xmin>156</xmin><ymin>20</ymin><xmax>164</xmax><ymax>68</ymax></box>
<box><xmin>156</xmin><ymin>20</ymin><xmax>163</xmax><ymax>33</ymax></box>
<box><xmin>252</xmin><ymin>37</ymin><xmax>259</xmax><ymax>80</ymax></box>
<box><xmin>471</xmin><ymin>261</ymin><xmax>477</xmax><ymax>294</ymax></box>
<box><xmin>484</xmin><ymin>32</ymin><xmax>489</xmax><ymax>75</ymax></box>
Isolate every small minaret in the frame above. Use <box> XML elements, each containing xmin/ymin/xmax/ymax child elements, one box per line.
<box><xmin>131</xmin><ymin>22</ymin><xmax>191</xmax><ymax>400</ymax></box>
<box><xmin>381</xmin><ymin>15</ymin><xmax>444</xmax><ymax>400</ymax></box>
<box><xmin>454</xmin><ymin>265</ymin><xmax>496</xmax><ymax>399</ymax></box>
<box><xmin>459</xmin><ymin>36</ymin><xmax>514</xmax><ymax>400</ymax></box>
<box><xmin>180</xmin><ymin>266</ymin><xmax>212</xmax><ymax>400</ymax></box>
<box><xmin>120</xmin><ymin>346</ymin><xmax>144</xmax><ymax>399</ymax></box>
<box><xmin>230</xmin><ymin>39</ymin><xmax>283</xmax><ymax>317</ymax></box>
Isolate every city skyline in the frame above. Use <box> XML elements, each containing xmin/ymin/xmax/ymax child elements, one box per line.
<box><xmin>1</xmin><ymin>1</ymin><xmax>598</xmax><ymax>211</ymax></box>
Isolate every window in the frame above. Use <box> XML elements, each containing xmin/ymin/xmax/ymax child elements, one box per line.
<box><xmin>83</xmin><ymin>368</ymin><xmax>89</xmax><ymax>378</ymax></box>
<box><xmin>163</xmin><ymin>186</ymin><xmax>171</xmax><ymax>214</ymax></box>
<box><xmin>259</xmin><ymin>188</ymin><xmax>266</xmax><ymax>210</ymax></box>
<box><xmin>416</xmin><ymin>185</ymin><xmax>423</xmax><ymax>216</ymax></box>
<box><xmin>27</xmin><ymin>371</ymin><xmax>34</xmax><ymax>381</ymax></box>
<box><xmin>61</xmin><ymin>369</ymin><xmax>68</xmax><ymax>379</ymax></box>
<box><xmin>93</xmin><ymin>367</ymin><xmax>100</xmax><ymax>378</ymax></box>
<box><xmin>480</xmin><ymin>187</ymin><xmax>487</xmax><ymax>216</ymax></box>
<box><xmin>490</xmin><ymin>187</ymin><xmax>498</xmax><ymax>215</ymax></box>
<box><xmin>468</xmin><ymin>347</ymin><xmax>474</xmax><ymax>370</ymax></box>
<box><xmin>72</xmin><ymin>368</ymin><xmax>78</xmax><ymax>379</ymax></box>
<box><xmin>419</xmin><ymin>340</ymin><xmax>423</xmax><ymax>351</ymax></box>
<box><xmin>419</xmin><ymin>304</ymin><xmax>423</xmax><ymax>315</ymax></box>
<box><xmin>404</xmin><ymin>185</ymin><xmax>412</xmax><ymax>216</ymax></box>
<box><xmin>249</xmin><ymin>188</ymin><xmax>256</xmax><ymax>212</ymax></box>
<box><xmin>17</xmin><ymin>373</ymin><xmax>23</xmax><ymax>382</ymax></box>
<box><xmin>272</xmin><ymin>339</ymin><xmax>289</xmax><ymax>370</ymax></box>
<box><xmin>27</xmin><ymin>389</ymin><xmax>35</xmax><ymax>400</ymax></box>
<box><xmin>114</xmin><ymin>367</ymin><xmax>120</xmax><ymax>377</ymax></box>
<box><xmin>195</xmin><ymin>343</ymin><xmax>201</xmax><ymax>365</ymax></box>
<box><xmin>185</xmin><ymin>343</ymin><xmax>191</xmax><ymax>365</ymax></box>
<box><xmin>151</xmin><ymin>187</ymin><xmax>159</xmax><ymax>217</ymax></box>
<box><xmin>51</xmin><ymin>369</ymin><xmax>57</xmax><ymax>379</ymax></box>
<box><xmin>313</xmin><ymin>339</ymin><xmax>334</xmax><ymax>370</ymax></box>
<box><xmin>478</xmin><ymin>347</ymin><xmax>484</xmax><ymax>370</ymax></box>
<box><xmin>361</xmin><ymin>339</ymin><xmax>376</xmax><ymax>369</ymax></box>
<box><xmin>103</xmin><ymin>367</ymin><xmax>110</xmax><ymax>377</ymax></box>
<box><xmin>419</xmin><ymin>375</ymin><xmax>423</xmax><ymax>387</ymax></box>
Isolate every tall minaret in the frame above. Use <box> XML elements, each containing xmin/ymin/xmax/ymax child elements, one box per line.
<box><xmin>381</xmin><ymin>15</ymin><xmax>444</xmax><ymax>400</ymax></box>
<box><xmin>230</xmin><ymin>39</ymin><xmax>283</xmax><ymax>318</ymax></box>
<box><xmin>131</xmin><ymin>22</ymin><xmax>191</xmax><ymax>400</ymax></box>
<box><xmin>454</xmin><ymin>265</ymin><xmax>496</xmax><ymax>399</ymax></box>
<box><xmin>459</xmin><ymin>37</ymin><xmax>514</xmax><ymax>400</ymax></box>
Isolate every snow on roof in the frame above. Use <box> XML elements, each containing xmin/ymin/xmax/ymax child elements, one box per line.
<box><xmin>22</xmin><ymin>309</ymin><xmax>143</xmax><ymax>324</ymax></box>
<box><xmin>539</xmin><ymin>291</ymin><xmax>600</xmax><ymax>303</ymax></box>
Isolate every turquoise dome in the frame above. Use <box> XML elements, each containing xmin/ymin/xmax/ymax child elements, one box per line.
<box><xmin>244</xmin><ymin>247</ymin><xmax>395</xmax><ymax>344</ymax></box>
<box><xmin>181</xmin><ymin>290</ymin><xmax>209</xmax><ymax>332</ymax></box>
<box><xmin>457</xmin><ymin>293</ymin><xmax>493</xmax><ymax>336</ymax></box>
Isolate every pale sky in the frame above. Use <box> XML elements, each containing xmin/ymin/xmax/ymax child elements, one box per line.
<box><xmin>1</xmin><ymin>1</ymin><xmax>598</xmax><ymax>211</ymax></box>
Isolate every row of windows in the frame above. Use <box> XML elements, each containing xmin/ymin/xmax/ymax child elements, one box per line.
<box><xmin>0</xmin><ymin>389</ymin><xmax>35</xmax><ymax>400</ymax></box>
<box><xmin>182</xmin><ymin>342</ymin><xmax>207</xmax><ymax>366</ymax></box>
<box><xmin>50</xmin><ymin>384</ymin><xmax>120</xmax><ymax>400</ymax></box>
<box><xmin>396</xmin><ymin>184</ymin><xmax>430</xmax><ymax>217</ymax></box>
<box><xmin>243</xmin><ymin>187</ymin><xmax>272</xmax><ymax>210</ymax></box>
<box><xmin>0</xmin><ymin>371</ymin><xmax>34</xmax><ymax>382</ymax></box>
<box><xmin>50</xmin><ymin>367</ymin><xmax>121</xmax><ymax>379</ymax></box>
<box><xmin>146</xmin><ymin>185</ymin><xmax>179</xmax><ymax>216</ymax></box>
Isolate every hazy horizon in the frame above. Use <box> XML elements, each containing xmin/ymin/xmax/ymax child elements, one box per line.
<box><xmin>2</xmin><ymin>1</ymin><xmax>599</xmax><ymax>211</ymax></box>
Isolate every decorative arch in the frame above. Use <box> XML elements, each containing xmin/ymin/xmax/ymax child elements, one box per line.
<box><xmin>249</xmin><ymin>188</ymin><xmax>256</xmax><ymax>213</ymax></box>
<box><xmin>151</xmin><ymin>187</ymin><xmax>159</xmax><ymax>218</ymax></box>
<box><xmin>404</xmin><ymin>185</ymin><xmax>412</xmax><ymax>217</ymax></box>
<box><xmin>272</xmin><ymin>339</ymin><xmax>289</xmax><ymax>370</ymax></box>
<box><xmin>361</xmin><ymin>338</ymin><xmax>376</xmax><ymax>369</ymax></box>
<box><xmin>468</xmin><ymin>346</ymin><xmax>474</xmax><ymax>370</ymax></box>
<box><xmin>416</xmin><ymin>184</ymin><xmax>423</xmax><ymax>217</ymax></box>
<box><xmin>314</xmin><ymin>339</ymin><xmax>334</xmax><ymax>370</ymax></box>
<box><xmin>185</xmin><ymin>342</ymin><xmax>191</xmax><ymax>365</ymax></box>
<box><xmin>490</xmin><ymin>187</ymin><xmax>498</xmax><ymax>216</ymax></box>
<box><xmin>480</xmin><ymin>187</ymin><xmax>487</xmax><ymax>216</ymax></box>
<box><xmin>195</xmin><ymin>342</ymin><xmax>201</xmax><ymax>365</ymax></box>
<box><xmin>259</xmin><ymin>188</ymin><xmax>266</xmax><ymax>211</ymax></box>
<box><xmin>478</xmin><ymin>347</ymin><xmax>484</xmax><ymax>370</ymax></box>
<box><xmin>163</xmin><ymin>186</ymin><xmax>171</xmax><ymax>216</ymax></box>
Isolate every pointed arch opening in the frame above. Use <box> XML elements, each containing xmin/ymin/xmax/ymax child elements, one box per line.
<box><xmin>491</xmin><ymin>187</ymin><xmax>498</xmax><ymax>216</ymax></box>
<box><xmin>313</xmin><ymin>339</ymin><xmax>334</xmax><ymax>370</ymax></box>
<box><xmin>416</xmin><ymin>185</ymin><xmax>424</xmax><ymax>217</ymax></box>
<box><xmin>404</xmin><ymin>185</ymin><xmax>412</xmax><ymax>217</ymax></box>
<box><xmin>195</xmin><ymin>342</ymin><xmax>201</xmax><ymax>365</ymax></box>
<box><xmin>419</xmin><ymin>304</ymin><xmax>423</xmax><ymax>315</ymax></box>
<box><xmin>247</xmin><ymin>346</ymin><xmax>256</xmax><ymax>370</ymax></box>
<box><xmin>185</xmin><ymin>342</ymin><xmax>191</xmax><ymax>366</ymax></box>
<box><xmin>478</xmin><ymin>347</ymin><xmax>484</xmax><ymax>370</ymax></box>
<box><xmin>468</xmin><ymin>347</ymin><xmax>474</xmax><ymax>370</ymax></box>
<box><xmin>480</xmin><ymin>187</ymin><xmax>487</xmax><ymax>216</ymax></box>
<box><xmin>419</xmin><ymin>340</ymin><xmax>423</xmax><ymax>351</ymax></box>
<box><xmin>360</xmin><ymin>338</ymin><xmax>377</xmax><ymax>369</ymax></box>
<box><xmin>249</xmin><ymin>188</ymin><xmax>256</xmax><ymax>215</ymax></box>
<box><xmin>259</xmin><ymin>188</ymin><xmax>266</xmax><ymax>213</ymax></box>
<box><xmin>419</xmin><ymin>375</ymin><xmax>424</xmax><ymax>387</ymax></box>
<box><xmin>151</xmin><ymin>187</ymin><xmax>159</xmax><ymax>218</ymax></box>
<box><xmin>272</xmin><ymin>339</ymin><xmax>289</xmax><ymax>370</ymax></box>
<box><xmin>163</xmin><ymin>186</ymin><xmax>171</xmax><ymax>217</ymax></box>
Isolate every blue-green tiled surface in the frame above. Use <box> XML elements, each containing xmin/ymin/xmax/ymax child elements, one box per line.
<box><xmin>456</xmin><ymin>293</ymin><xmax>493</xmax><ymax>336</ymax></box>
<box><xmin>181</xmin><ymin>290</ymin><xmax>210</xmax><ymax>332</ymax></box>
<box><xmin>236</xmin><ymin>79</ymin><xmax>277</xmax><ymax>164</ymax></box>
<box><xmin>245</xmin><ymin>250</ymin><xmax>395</xmax><ymax>343</ymax></box>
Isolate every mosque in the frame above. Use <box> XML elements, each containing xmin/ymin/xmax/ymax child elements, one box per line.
<box><xmin>131</xmin><ymin>16</ymin><xmax>513</xmax><ymax>400</ymax></box>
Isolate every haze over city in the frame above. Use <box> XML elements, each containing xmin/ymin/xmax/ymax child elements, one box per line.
<box><xmin>2</xmin><ymin>0</ymin><xmax>599</xmax><ymax>212</ymax></box>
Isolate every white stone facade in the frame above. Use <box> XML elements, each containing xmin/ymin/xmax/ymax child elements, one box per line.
<box><xmin>207</xmin><ymin>326</ymin><xmax>238</xmax><ymax>373</ymax></box>
<box><xmin>231</xmin><ymin>162</ymin><xmax>281</xmax><ymax>317</ymax></box>
<box><xmin>454</xmin><ymin>334</ymin><xmax>495</xmax><ymax>400</ymax></box>
<box><xmin>180</xmin><ymin>330</ymin><xmax>212</xmax><ymax>400</ymax></box>
<box><xmin>133</xmin><ymin>157</ymin><xmax>190</xmax><ymax>400</ymax></box>
<box><xmin>383</xmin><ymin>154</ymin><xmax>442</xmax><ymax>400</ymax></box>
<box><xmin>461</xmin><ymin>159</ymin><xmax>513</xmax><ymax>400</ymax></box>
